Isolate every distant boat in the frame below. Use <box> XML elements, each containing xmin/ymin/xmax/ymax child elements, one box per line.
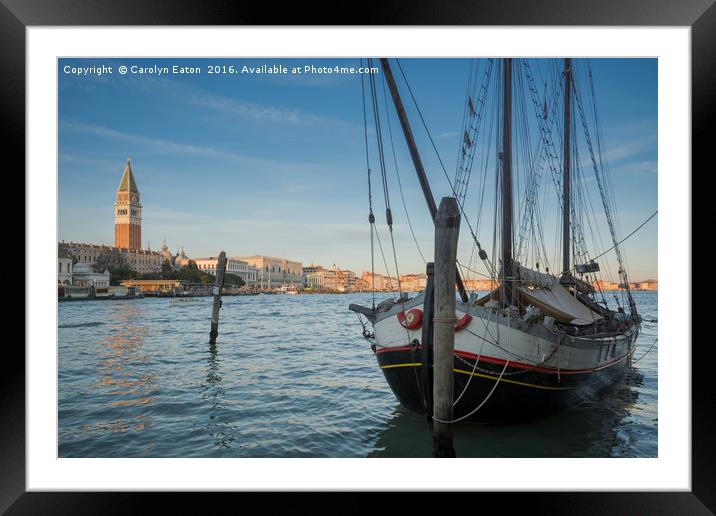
<box><xmin>349</xmin><ymin>58</ymin><xmax>641</xmax><ymax>422</ymax></box>
<box><xmin>171</xmin><ymin>298</ymin><xmax>205</xmax><ymax>305</ymax></box>
<box><xmin>275</xmin><ymin>285</ymin><xmax>300</xmax><ymax>295</ymax></box>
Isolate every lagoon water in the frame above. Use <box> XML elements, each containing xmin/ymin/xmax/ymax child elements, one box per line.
<box><xmin>58</xmin><ymin>291</ymin><xmax>657</xmax><ymax>458</ymax></box>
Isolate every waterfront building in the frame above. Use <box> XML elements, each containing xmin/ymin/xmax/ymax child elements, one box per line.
<box><xmin>71</xmin><ymin>262</ymin><xmax>110</xmax><ymax>288</ymax></box>
<box><xmin>463</xmin><ymin>278</ymin><xmax>497</xmax><ymax>292</ymax></box>
<box><xmin>353</xmin><ymin>277</ymin><xmax>371</xmax><ymax>291</ymax></box>
<box><xmin>237</xmin><ymin>255</ymin><xmax>303</xmax><ymax>289</ymax></box>
<box><xmin>303</xmin><ymin>264</ymin><xmax>327</xmax><ymax>290</ymax></box>
<box><xmin>59</xmin><ymin>241</ymin><xmax>164</xmax><ymax>274</ymax></box>
<box><xmin>120</xmin><ymin>279</ymin><xmax>187</xmax><ymax>295</ymax></box>
<box><xmin>361</xmin><ymin>271</ymin><xmax>399</xmax><ymax>291</ymax></box>
<box><xmin>630</xmin><ymin>280</ymin><xmax>658</xmax><ymax>291</ymax></box>
<box><xmin>114</xmin><ymin>158</ymin><xmax>143</xmax><ymax>250</ymax></box>
<box><xmin>194</xmin><ymin>256</ymin><xmax>258</xmax><ymax>286</ymax></box>
<box><xmin>399</xmin><ymin>273</ymin><xmax>428</xmax><ymax>292</ymax></box>
<box><xmin>58</xmin><ymin>158</ymin><xmax>164</xmax><ymax>275</ymax></box>
<box><xmin>341</xmin><ymin>268</ymin><xmax>356</xmax><ymax>291</ymax></box>
<box><xmin>302</xmin><ymin>264</ymin><xmax>355</xmax><ymax>292</ymax></box>
<box><xmin>593</xmin><ymin>279</ymin><xmax>619</xmax><ymax>291</ymax></box>
<box><xmin>58</xmin><ymin>248</ymin><xmax>73</xmax><ymax>285</ymax></box>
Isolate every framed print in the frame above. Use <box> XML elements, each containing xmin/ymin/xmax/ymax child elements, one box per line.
<box><xmin>6</xmin><ymin>0</ymin><xmax>710</xmax><ymax>513</ymax></box>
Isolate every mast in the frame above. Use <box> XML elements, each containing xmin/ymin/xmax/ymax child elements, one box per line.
<box><xmin>562</xmin><ymin>58</ymin><xmax>572</xmax><ymax>277</ymax></box>
<box><xmin>379</xmin><ymin>58</ymin><xmax>469</xmax><ymax>303</ymax></box>
<box><xmin>501</xmin><ymin>58</ymin><xmax>513</xmax><ymax>303</ymax></box>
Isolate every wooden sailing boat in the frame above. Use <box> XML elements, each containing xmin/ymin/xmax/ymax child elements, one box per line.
<box><xmin>349</xmin><ymin>58</ymin><xmax>641</xmax><ymax>422</ymax></box>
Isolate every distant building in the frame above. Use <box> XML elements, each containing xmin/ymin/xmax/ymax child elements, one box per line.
<box><xmin>120</xmin><ymin>279</ymin><xmax>187</xmax><ymax>295</ymax></box>
<box><xmin>114</xmin><ymin>158</ymin><xmax>143</xmax><ymax>251</ymax></box>
<box><xmin>340</xmin><ymin>268</ymin><xmax>356</xmax><ymax>291</ymax></box>
<box><xmin>59</xmin><ymin>241</ymin><xmax>164</xmax><ymax>274</ymax></box>
<box><xmin>630</xmin><ymin>280</ymin><xmax>658</xmax><ymax>291</ymax></box>
<box><xmin>174</xmin><ymin>247</ymin><xmax>193</xmax><ymax>269</ymax></box>
<box><xmin>353</xmin><ymin>277</ymin><xmax>371</xmax><ymax>291</ymax></box>
<box><xmin>592</xmin><ymin>279</ymin><xmax>657</xmax><ymax>291</ymax></box>
<box><xmin>302</xmin><ymin>264</ymin><xmax>355</xmax><ymax>291</ymax></box>
<box><xmin>399</xmin><ymin>273</ymin><xmax>427</xmax><ymax>292</ymax></box>
<box><xmin>303</xmin><ymin>264</ymin><xmax>327</xmax><ymax>290</ymax></box>
<box><xmin>59</xmin><ymin>158</ymin><xmax>164</xmax><ymax>275</ymax></box>
<box><xmin>594</xmin><ymin>279</ymin><xmax>618</xmax><ymax>291</ymax></box>
<box><xmin>463</xmin><ymin>278</ymin><xmax>496</xmax><ymax>292</ymax></box>
<box><xmin>159</xmin><ymin>241</ymin><xmax>175</xmax><ymax>267</ymax></box>
<box><xmin>58</xmin><ymin>247</ymin><xmax>73</xmax><ymax>285</ymax></box>
<box><xmin>361</xmin><ymin>271</ymin><xmax>399</xmax><ymax>291</ymax></box>
<box><xmin>71</xmin><ymin>262</ymin><xmax>110</xmax><ymax>288</ymax></box>
<box><xmin>238</xmin><ymin>255</ymin><xmax>303</xmax><ymax>289</ymax></box>
<box><xmin>194</xmin><ymin>256</ymin><xmax>258</xmax><ymax>286</ymax></box>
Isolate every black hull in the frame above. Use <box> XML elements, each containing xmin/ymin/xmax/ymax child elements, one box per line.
<box><xmin>376</xmin><ymin>348</ymin><xmax>630</xmax><ymax>423</ymax></box>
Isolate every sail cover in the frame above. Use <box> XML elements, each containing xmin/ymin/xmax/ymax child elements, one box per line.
<box><xmin>517</xmin><ymin>284</ymin><xmax>603</xmax><ymax>325</ymax></box>
<box><xmin>513</xmin><ymin>262</ymin><xmax>602</xmax><ymax>325</ymax></box>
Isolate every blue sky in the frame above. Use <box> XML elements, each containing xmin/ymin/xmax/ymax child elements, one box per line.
<box><xmin>58</xmin><ymin>58</ymin><xmax>657</xmax><ymax>281</ymax></box>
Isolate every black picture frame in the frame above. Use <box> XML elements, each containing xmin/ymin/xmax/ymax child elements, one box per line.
<box><xmin>6</xmin><ymin>1</ymin><xmax>708</xmax><ymax>513</ymax></box>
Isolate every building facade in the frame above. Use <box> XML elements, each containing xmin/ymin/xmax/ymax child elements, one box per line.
<box><xmin>58</xmin><ymin>257</ymin><xmax>73</xmax><ymax>284</ymax></box>
<box><xmin>302</xmin><ymin>264</ymin><xmax>355</xmax><ymax>292</ymax></box>
<box><xmin>59</xmin><ymin>241</ymin><xmax>164</xmax><ymax>275</ymax></box>
<box><xmin>361</xmin><ymin>271</ymin><xmax>399</xmax><ymax>291</ymax></box>
<box><xmin>303</xmin><ymin>265</ymin><xmax>326</xmax><ymax>290</ymax></box>
<box><xmin>194</xmin><ymin>256</ymin><xmax>258</xmax><ymax>286</ymax></box>
<box><xmin>58</xmin><ymin>246</ymin><xmax>73</xmax><ymax>284</ymax></box>
<box><xmin>399</xmin><ymin>273</ymin><xmax>427</xmax><ymax>292</ymax></box>
<box><xmin>462</xmin><ymin>278</ymin><xmax>496</xmax><ymax>292</ymax></box>
<box><xmin>71</xmin><ymin>262</ymin><xmax>110</xmax><ymax>287</ymax></box>
<box><xmin>114</xmin><ymin>158</ymin><xmax>143</xmax><ymax>251</ymax></box>
<box><xmin>238</xmin><ymin>255</ymin><xmax>303</xmax><ymax>289</ymax></box>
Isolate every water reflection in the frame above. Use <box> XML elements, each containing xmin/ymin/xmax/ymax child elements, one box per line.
<box><xmin>85</xmin><ymin>303</ymin><xmax>156</xmax><ymax>440</ymax></box>
<box><xmin>200</xmin><ymin>342</ymin><xmax>235</xmax><ymax>450</ymax></box>
<box><xmin>369</xmin><ymin>367</ymin><xmax>645</xmax><ymax>458</ymax></box>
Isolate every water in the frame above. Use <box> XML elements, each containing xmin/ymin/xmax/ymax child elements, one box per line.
<box><xmin>58</xmin><ymin>291</ymin><xmax>657</xmax><ymax>457</ymax></box>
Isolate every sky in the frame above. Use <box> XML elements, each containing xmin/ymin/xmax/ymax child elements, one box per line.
<box><xmin>58</xmin><ymin>58</ymin><xmax>658</xmax><ymax>282</ymax></box>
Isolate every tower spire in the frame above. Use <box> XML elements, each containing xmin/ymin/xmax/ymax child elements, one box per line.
<box><xmin>114</xmin><ymin>157</ymin><xmax>142</xmax><ymax>250</ymax></box>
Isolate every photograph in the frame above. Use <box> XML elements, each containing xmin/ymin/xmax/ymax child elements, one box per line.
<box><xmin>56</xmin><ymin>56</ymin><xmax>658</xmax><ymax>459</ymax></box>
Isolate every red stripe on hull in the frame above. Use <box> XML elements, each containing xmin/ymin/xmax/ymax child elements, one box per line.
<box><xmin>376</xmin><ymin>344</ymin><xmax>633</xmax><ymax>375</ymax></box>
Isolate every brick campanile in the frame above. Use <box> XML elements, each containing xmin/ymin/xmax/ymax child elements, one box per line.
<box><xmin>114</xmin><ymin>157</ymin><xmax>142</xmax><ymax>250</ymax></box>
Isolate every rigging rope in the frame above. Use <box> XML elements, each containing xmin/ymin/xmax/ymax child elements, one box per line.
<box><xmin>583</xmin><ymin>210</ymin><xmax>657</xmax><ymax>267</ymax></box>
<box><xmin>360</xmin><ymin>61</ymin><xmax>376</xmax><ymax>308</ymax></box>
<box><xmin>394</xmin><ymin>58</ymin><xmax>493</xmax><ymax>274</ymax></box>
<box><xmin>380</xmin><ymin>72</ymin><xmax>427</xmax><ymax>264</ymax></box>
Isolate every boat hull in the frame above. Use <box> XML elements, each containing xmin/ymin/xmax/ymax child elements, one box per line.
<box><xmin>364</xmin><ymin>292</ymin><xmax>638</xmax><ymax>422</ymax></box>
<box><xmin>377</xmin><ymin>346</ymin><xmax>631</xmax><ymax>422</ymax></box>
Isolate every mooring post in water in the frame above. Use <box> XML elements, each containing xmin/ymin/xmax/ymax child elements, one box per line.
<box><xmin>421</xmin><ymin>262</ymin><xmax>435</xmax><ymax>423</ymax></box>
<box><xmin>209</xmin><ymin>251</ymin><xmax>227</xmax><ymax>344</ymax></box>
<box><xmin>432</xmin><ymin>197</ymin><xmax>460</xmax><ymax>458</ymax></box>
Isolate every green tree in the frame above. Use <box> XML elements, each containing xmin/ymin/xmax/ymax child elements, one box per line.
<box><xmin>224</xmin><ymin>273</ymin><xmax>245</xmax><ymax>287</ymax></box>
<box><xmin>109</xmin><ymin>265</ymin><xmax>141</xmax><ymax>285</ymax></box>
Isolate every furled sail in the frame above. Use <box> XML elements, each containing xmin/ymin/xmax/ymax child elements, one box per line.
<box><xmin>514</xmin><ymin>263</ymin><xmax>602</xmax><ymax>325</ymax></box>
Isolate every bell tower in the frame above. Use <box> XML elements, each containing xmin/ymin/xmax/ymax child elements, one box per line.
<box><xmin>114</xmin><ymin>157</ymin><xmax>142</xmax><ymax>250</ymax></box>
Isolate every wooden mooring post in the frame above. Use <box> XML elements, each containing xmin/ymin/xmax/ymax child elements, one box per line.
<box><xmin>432</xmin><ymin>197</ymin><xmax>460</xmax><ymax>458</ymax></box>
<box><xmin>420</xmin><ymin>262</ymin><xmax>435</xmax><ymax>423</ymax></box>
<box><xmin>209</xmin><ymin>251</ymin><xmax>227</xmax><ymax>344</ymax></box>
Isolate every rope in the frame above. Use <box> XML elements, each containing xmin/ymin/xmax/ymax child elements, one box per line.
<box><xmin>394</xmin><ymin>58</ymin><xmax>492</xmax><ymax>272</ymax></box>
<box><xmin>433</xmin><ymin>306</ymin><xmax>513</xmax><ymax>424</ymax></box>
<box><xmin>380</xmin><ymin>72</ymin><xmax>427</xmax><ymax>264</ymax></box>
<box><xmin>360</xmin><ymin>59</ymin><xmax>376</xmax><ymax>309</ymax></box>
<box><xmin>630</xmin><ymin>337</ymin><xmax>658</xmax><ymax>365</ymax></box>
<box><xmin>583</xmin><ymin>210</ymin><xmax>657</xmax><ymax>267</ymax></box>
